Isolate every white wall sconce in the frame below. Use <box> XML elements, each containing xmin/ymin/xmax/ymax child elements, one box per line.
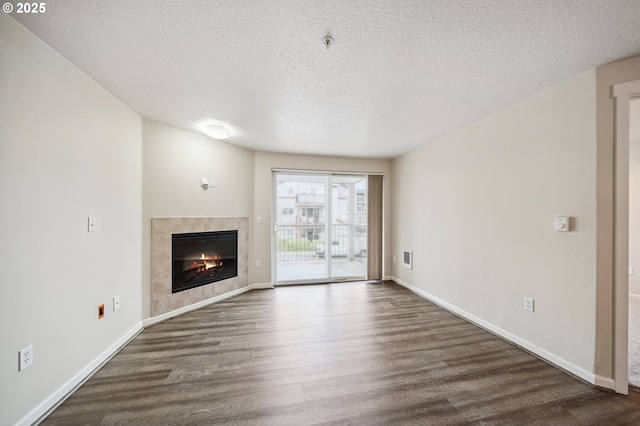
<box><xmin>200</xmin><ymin>177</ymin><xmax>215</xmax><ymax>189</ymax></box>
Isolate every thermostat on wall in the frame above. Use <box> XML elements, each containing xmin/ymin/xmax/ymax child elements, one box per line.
<box><xmin>555</xmin><ymin>216</ymin><xmax>570</xmax><ymax>232</ymax></box>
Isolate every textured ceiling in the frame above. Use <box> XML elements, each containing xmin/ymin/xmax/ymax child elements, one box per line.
<box><xmin>12</xmin><ymin>0</ymin><xmax>640</xmax><ymax>158</ymax></box>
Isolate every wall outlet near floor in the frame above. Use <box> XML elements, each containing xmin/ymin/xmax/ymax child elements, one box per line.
<box><xmin>19</xmin><ymin>345</ymin><xmax>33</xmax><ymax>371</ymax></box>
<box><xmin>523</xmin><ymin>297</ymin><xmax>534</xmax><ymax>312</ymax></box>
<box><xmin>256</xmin><ymin>260</ymin><xmax>261</xmax><ymax>268</ymax></box>
<box><xmin>629</xmin><ymin>266</ymin><xmax>635</xmax><ymax>275</ymax></box>
<box><xmin>113</xmin><ymin>296</ymin><xmax>120</xmax><ymax>311</ymax></box>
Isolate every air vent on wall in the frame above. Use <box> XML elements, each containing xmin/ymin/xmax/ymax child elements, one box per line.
<box><xmin>403</xmin><ymin>250</ymin><xmax>413</xmax><ymax>269</ymax></box>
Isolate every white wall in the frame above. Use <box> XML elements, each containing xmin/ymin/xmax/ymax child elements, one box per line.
<box><xmin>0</xmin><ymin>15</ymin><xmax>143</xmax><ymax>425</ymax></box>
<box><xmin>142</xmin><ymin>119</ymin><xmax>254</xmax><ymax>318</ymax></box>
<box><xmin>391</xmin><ymin>70</ymin><xmax>598</xmax><ymax>376</ymax></box>
<box><xmin>629</xmin><ymin>99</ymin><xmax>640</xmax><ymax>296</ymax></box>
<box><xmin>252</xmin><ymin>152</ymin><xmax>392</xmax><ymax>285</ymax></box>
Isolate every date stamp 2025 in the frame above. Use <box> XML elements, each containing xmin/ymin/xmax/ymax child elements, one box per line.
<box><xmin>3</xmin><ymin>2</ymin><xmax>46</xmax><ymax>14</ymax></box>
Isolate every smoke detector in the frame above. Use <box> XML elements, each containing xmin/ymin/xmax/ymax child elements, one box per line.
<box><xmin>322</xmin><ymin>35</ymin><xmax>334</xmax><ymax>50</ymax></box>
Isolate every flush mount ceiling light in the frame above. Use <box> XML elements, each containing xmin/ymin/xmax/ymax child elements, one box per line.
<box><xmin>203</xmin><ymin>124</ymin><xmax>231</xmax><ymax>139</ymax></box>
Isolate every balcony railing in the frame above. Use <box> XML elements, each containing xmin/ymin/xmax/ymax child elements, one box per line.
<box><xmin>276</xmin><ymin>224</ymin><xmax>367</xmax><ymax>266</ymax></box>
<box><xmin>295</xmin><ymin>194</ymin><xmax>326</xmax><ymax>204</ymax></box>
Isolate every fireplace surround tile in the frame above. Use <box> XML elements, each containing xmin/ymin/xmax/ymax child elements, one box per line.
<box><xmin>152</xmin><ymin>279</ymin><xmax>171</xmax><ymax>296</ymax></box>
<box><xmin>151</xmin><ymin>217</ymin><xmax>249</xmax><ymax>317</ymax></box>
<box><xmin>153</xmin><ymin>296</ymin><xmax>172</xmax><ymax>316</ymax></box>
<box><xmin>172</xmin><ymin>290</ymin><xmax>191</xmax><ymax>310</ymax></box>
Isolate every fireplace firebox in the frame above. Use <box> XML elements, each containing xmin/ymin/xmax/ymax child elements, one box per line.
<box><xmin>172</xmin><ymin>230</ymin><xmax>238</xmax><ymax>293</ymax></box>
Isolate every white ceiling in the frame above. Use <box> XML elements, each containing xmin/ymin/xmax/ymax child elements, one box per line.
<box><xmin>12</xmin><ymin>0</ymin><xmax>640</xmax><ymax>159</ymax></box>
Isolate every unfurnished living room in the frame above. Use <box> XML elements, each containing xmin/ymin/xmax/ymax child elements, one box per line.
<box><xmin>2</xmin><ymin>1</ymin><xmax>640</xmax><ymax>425</ymax></box>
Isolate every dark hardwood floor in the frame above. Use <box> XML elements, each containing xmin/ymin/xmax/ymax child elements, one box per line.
<box><xmin>42</xmin><ymin>281</ymin><xmax>640</xmax><ymax>425</ymax></box>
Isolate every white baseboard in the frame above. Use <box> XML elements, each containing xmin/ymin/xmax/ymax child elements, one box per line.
<box><xmin>594</xmin><ymin>375</ymin><xmax>617</xmax><ymax>390</ymax></box>
<box><xmin>19</xmin><ymin>322</ymin><xmax>143</xmax><ymax>426</ymax></box>
<box><xmin>388</xmin><ymin>276</ymin><xmax>603</xmax><ymax>389</ymax></box>
<box><xmin>250</xmin><ymin>283</ymin><xmax>276</xmax><ymax>290</ymax></box>
<box><xmin>143</xmin><ymin>283</ymin><xmax>274</xmax><ymax>327</ymax></box>
<box><xmin>22</xmin><ymin>284</ymin><xmax>276</xmax><ymax>425</ymax></box>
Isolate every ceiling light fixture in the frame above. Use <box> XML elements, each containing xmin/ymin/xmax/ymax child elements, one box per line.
<box><xmin>203</xmin><ymin>124</ymin><xmax>231</xmax><ymax>139</ymax></box>
<box><xmin>322</xmin><ymin>34</ymin><xmax>334</xmax><ymax>50</ymax></box>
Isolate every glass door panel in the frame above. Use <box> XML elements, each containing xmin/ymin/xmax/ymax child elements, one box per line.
<box><xmin>329</xmin><ymin>175</ymin><xmax>367</xmax><ymax>280</ymax></box>
<box><xmin>274</xmin><ymin>173</ymin><xmax>329</xmax><ymax>282</ymax></box>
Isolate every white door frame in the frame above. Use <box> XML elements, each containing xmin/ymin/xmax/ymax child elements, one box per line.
<box><xmin>613</xmin><ymin>79</ymin><xmax>640</xmax><ymax>394</ymax></box>
<box><xmin>271</xmin><ymin>170</ymin><xmax>369</xmax><ymax>284</ymax></box>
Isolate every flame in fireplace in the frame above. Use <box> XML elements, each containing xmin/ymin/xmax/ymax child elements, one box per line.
<box><xmin>195</xmin><ymin>253</ymin><xmax>223</xmax><ymax>270</ymax></box>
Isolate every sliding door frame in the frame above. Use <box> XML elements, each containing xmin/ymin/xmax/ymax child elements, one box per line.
<box><xmin>272</xmin><ymin>169</ymin><xmax>382</xmax><ymax>285</ymax></box>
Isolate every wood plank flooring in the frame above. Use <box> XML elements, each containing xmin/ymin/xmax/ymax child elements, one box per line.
<box><xmin>41</xmin><ymin>281</ymin><xmax>640</xmax><ymax>425</ymax></box>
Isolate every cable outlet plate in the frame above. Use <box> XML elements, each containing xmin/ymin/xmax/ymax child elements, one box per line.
<box><xmin>523</xmin><ymin>297</ymin><xmax>534</xmax><ymax>312</ymax></box>
<box><xmin>19</xmin><ymin>345</ymin><xmax>33</xmax><ymax>371</ymax></box>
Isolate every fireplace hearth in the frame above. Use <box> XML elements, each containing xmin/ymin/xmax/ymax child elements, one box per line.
<box><xmin>172</xmin><ymin>230</ymin><xmax>238</xmax><ymax>293</ymax></box>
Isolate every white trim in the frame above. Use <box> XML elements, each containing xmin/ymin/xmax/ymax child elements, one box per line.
<box><xmin>630</xmin><ymin>293</ymin><xmax>640</xmax><ymax>302</ymax></box>
<box><xmin>143</xmin><ymin>284</ymin><xmax>274</xmax><ymax>327</ymax></box>
<box><xmin>272</xmin><ymin>167</ymin><xmax>384</xmax><ymax>176</ymax></box>
<box><xmin>611</xmin><ymin>79</ymin><xmax>640</xmax><ymax>395</ymax></box>
<box><xmin>594</xmin><ymin>375</ymin><xmax>617</xmax><ymax>389</ymax></box>
<box><xmin>249</xmin><ymin>282</ymin><xmax>276</xmax><ymax>290</ymax></box>
<box><xmin>388</xmin><ymin>276</ymin><xmax>599</xmax><ymax>387</ymax></box>
<box><xmin>612</xmin><ymin>79</ymin><xmax>640</xmax><ymax>98</ymax></box>
<box><xmin>18</xmin><ymin>323</ymin><xmax>143</xmax><ymax>426</ymax></box>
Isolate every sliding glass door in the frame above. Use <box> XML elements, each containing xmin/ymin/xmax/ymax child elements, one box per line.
<box><xmin>273</xmin><ymin>172</ymin><xmax>367</xmax><ymax>284</ymax></box>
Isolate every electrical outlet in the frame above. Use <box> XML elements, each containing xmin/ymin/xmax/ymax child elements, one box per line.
<box><xmin>629</xmin><ymin>266</ymin><xmax>635</xmax><ymax>275</ymax></box>
<box><xmin>256</xmin><ymin>260</ymin><xmax>261</xmax><ymax>268</ymax></box>
<box><xmin>523</xmin><ymin>297</ymin><xmax>534</xmax><ymax>312</ymax></box>
<box><xmin>19</xmin><ymin>345</ymin><xmax>33</xmax><ymax>371</ymax></box>
<box><xmin>113</xmin><ymin>296</ymin><xmax>120</xmax><ymax>311</ymax></box>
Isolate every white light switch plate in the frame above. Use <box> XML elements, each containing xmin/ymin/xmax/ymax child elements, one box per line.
<box><xmin>88</xmin><ymin>217</ymin><xmax>96</xmax><ymax>232</ymax></box>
